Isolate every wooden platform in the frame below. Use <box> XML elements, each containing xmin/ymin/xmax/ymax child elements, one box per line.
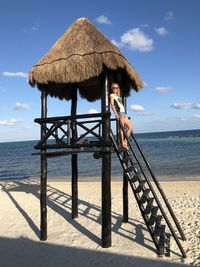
<box><xmin>32</xmin><ymin>146</ymin><xmax>115</xmax><ymax>158</ymax></box>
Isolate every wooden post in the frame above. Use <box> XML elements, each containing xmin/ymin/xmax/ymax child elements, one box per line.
<box><xmin>71</xmin><ymin>88</ymin><xmax>78</xmax><ymax>219</ymax></box>
<box><xmin>40</xmin><ymin>89</ymin><xmax>47</xmax><ymax>240</ymax></box>
<box><xmin>101</xmin><ymin>73</ymin><xmax>111</xmax><ymax>248</ymax></box>
<box><xmin>122</xmin><ymin>94</ymin><xmax>128</xmax><ymax>222</ymax></box>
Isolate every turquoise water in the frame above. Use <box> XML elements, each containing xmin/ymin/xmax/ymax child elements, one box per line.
<box><xmin>0</xmin><ymin>129</ymin><xmax>200</xmax><ymax>181</ymax></box>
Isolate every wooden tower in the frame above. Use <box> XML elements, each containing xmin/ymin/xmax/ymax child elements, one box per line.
<box><xmin>29</xmin><ymin>17</ymin><xmax>143</xmax><ymax>248</ymax></box>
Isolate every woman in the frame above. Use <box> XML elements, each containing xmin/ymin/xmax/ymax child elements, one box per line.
<box><xmin>110</xmin><ymin>83</ymin><xmax>133</xmax><ymax>149</ymax></box>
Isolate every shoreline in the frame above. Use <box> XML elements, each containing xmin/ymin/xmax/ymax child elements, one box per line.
<box><xmin>1</xmin><ymin>174</ymin><xmax>200</xmax><ymax>183</ymax></box>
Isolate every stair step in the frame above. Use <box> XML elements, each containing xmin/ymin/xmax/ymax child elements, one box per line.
<box><xmin>118</xmin><ymin>147</ymin><xmax>127</xmax><ymax>153</ymax></box>
<box><xmin>158</xmin><ymin>239</ymin><xmax>165</xmax><ymax>255</ymax></box>
<box><xmin>110</xmin><ymin>131</ymin><xmax>185</xmax><ymax>259</ymax></box>
<box><xmin>122</xmin><ymin>155</ymin><xmax>134</xmax><ymax>163</ymax></box>
<box><xmin>130</xmin><ymin>174</ymin><xmax>140</xmax><ymax>183</ymax></box>
<box><xmin>153</xmin><ymin>215</ymin><xmax>163</xmax><ymax>235</ymax></box>
<box><xmin>135</xmin><ymin>180</ymin><xmax>146</xmax><ymax>193</ymax></box>
<box><xmin>125</xmin><ymin>165</ymin><xmax>135</xmax><ymax>173</ymax></box>
<box><xmin>154</xmin><ymin>227</ymin><xmax>160</xmax><ymax>236</ymax></box>
<box><xmin>165</xmin><ymin>233</ymin><xmax>171</xmax><ymax>257</ymax></box>
<box><xmin>144</xmin><ymin>198</ymin><xmax>154</xmax><ymax>214</ymax></box>
<box><xmin>140</xmin><ymin>189</ymin><xmax>151</xmax><ymax>204</ymax></box>
<box><xmin>159</xmin><ymin>225</ymin><xmax>166</xmax><ymax>238</ymax></box>
<box><xmin>158</xmin><ymin>225</ymin><xmax>166</xmax><ymax>256</ymax></box>
<box><xmin>148</xmin><ymin>207</ymin><xmax>159</xmax><ymax>225</ymax></box>
<box><xmin>155</xmin><ymin>215</ymin><xmax>162</xmax><ymax>228</ymax></box>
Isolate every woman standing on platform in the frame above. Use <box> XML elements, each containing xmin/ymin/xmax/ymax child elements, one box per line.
<box><xmin>110</xmin><ymin>83</ymin><xmax>133</xmax><ymax>149</ymax></box>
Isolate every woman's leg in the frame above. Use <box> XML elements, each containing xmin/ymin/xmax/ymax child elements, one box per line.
<box><xmin>120</xmin><ymin>117</ymin><xmax>128</xmax><ymax>148</ymax></box>
<box><xmin>124</xmin><ymin>117</ymin><xmax>133</xmax><ymax>137</ymax></box>
<box><xmin>119</xmin><ymin>118</ymin><xmax>125</xmax><ymax>146</ymax></box>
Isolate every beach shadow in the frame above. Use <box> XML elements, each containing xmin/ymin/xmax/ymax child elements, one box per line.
<box><xmin>0</xmin><ymin>181</ymin><xmax>40</xmax><ymax>238</ymax></box>
<box><xmin>135</xmin><ymin>224</ymin><xmax>145</xmax><ymax>245</ymax></box>
<box><xmin>0</xmin><ymin>180</ymin><xmax>100</xmax><ymax>245</ymax></box>
<box><xmin>0</xmin><ymin>236</ymin><xmax>189</xmax><ymax>267</ymax></box>
<box><xmin>0</xmin><ymin>180</ymin><xmax>170</xmax><ymax>255</ymax></box>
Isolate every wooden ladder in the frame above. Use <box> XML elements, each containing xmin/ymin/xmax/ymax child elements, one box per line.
<box><xmin>110</xmin><ymin>126</ymin><xmax>186</xmax><ymax>258</ymax></box>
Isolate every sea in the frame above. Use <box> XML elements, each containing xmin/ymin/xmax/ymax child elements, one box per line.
<box><xmin>0</xmin><ymin>129</ymin><xmax>200</xmax><ymax>182</ymax></box>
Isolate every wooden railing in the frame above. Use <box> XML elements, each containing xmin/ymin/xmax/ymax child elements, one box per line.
<box><xmin>34</xmin><ymin>112</ymin><xmax>114</xmax><ymax>150</ymax></box>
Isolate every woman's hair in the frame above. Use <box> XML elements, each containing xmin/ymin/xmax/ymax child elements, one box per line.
<box><xmin>111</xmin><ymin>83</ymin><xmax>120</xmax><ymax>96</ymax></box>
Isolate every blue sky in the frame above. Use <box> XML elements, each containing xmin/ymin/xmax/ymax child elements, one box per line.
<box><xmin>0</xmin><ymin>0</ymin><xmax>200</xmax><ymax>142</ymax></box>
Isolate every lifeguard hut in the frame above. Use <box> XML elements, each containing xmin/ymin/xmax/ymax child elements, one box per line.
<box><xmin>29</xmin><ymin>18</ymin><xmax>186</xmax><ymax>257</ymax></box>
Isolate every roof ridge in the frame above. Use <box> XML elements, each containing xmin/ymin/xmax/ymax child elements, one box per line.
<box><xmin>34</xmin><ymin>51</ymin><xmax>128</xmax><ymax>67</ymax></box>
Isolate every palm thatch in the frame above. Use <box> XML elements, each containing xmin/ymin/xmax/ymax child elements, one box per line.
<box><xmin>29</xmin><ymin>17</ymin><xmax>143</xmax><ymax>101</ymax></box>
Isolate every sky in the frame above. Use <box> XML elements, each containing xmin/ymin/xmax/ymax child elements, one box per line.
<box><xmin>0</xmin><ymin>0</ymin><xmax>200</xmax><ymax>142</ymax></box>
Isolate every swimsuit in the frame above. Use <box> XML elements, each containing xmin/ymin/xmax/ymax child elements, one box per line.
<box><xmin>118</xmin><ymin>112</ymin><xmax>127</xmax><ymax>118</ymax></box>
<box><xmin>110</xmin><ymin>94</ymin><xmax>127</xmax><ymax>118</ymax></box>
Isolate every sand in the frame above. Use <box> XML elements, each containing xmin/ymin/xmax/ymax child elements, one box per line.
<box><xmin>0</xmin><ymin>179</ymin><xmax>200</xmax><ymax>267</ymax></box>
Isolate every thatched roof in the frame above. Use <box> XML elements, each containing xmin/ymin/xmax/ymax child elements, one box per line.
<box><xmin>29</xmin><ymin>17</ymin><xmax>143</xmax><ymax>101</ymax></box>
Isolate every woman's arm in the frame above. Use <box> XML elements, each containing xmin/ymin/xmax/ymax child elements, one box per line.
<box><xmin>110</xmin><ymin>95</ymin><xmax>119</xmax><ymax>120</ymax></box>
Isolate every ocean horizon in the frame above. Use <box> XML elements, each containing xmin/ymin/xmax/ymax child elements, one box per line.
<box><xmin>1</xmin><ymin>128</ymin><xmax>200</xmax><ymax>144</ymax></box>
<box><xmin>0</xmin><ymin>128</ymin><xmax>200</xmax><ymax>182</ymax></box>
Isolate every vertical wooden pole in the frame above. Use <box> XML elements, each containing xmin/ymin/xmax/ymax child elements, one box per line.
<box><xmin>122</xmin><ymin>94</ymin><xmax>128</xmax><ymax>222</ymax></box>
<box><xmin>40</xmin><ymin>89</ymin><xmax>47</xmax><ymax>240</ymax></box>
<box><xmin>71</xmin><ymin>88</ymin><xmax>78</xmax><ymax>219</ymax></box>
<box><xmin>101</xmin><ymin>73</ymin><xmax>111</xmax><ymax>248</ymax></box>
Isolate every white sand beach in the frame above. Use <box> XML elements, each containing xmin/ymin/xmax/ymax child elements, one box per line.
<box><xmin>0</xmin><ymin>179</ymin><xmax>200</xmax><ymax>267</ymax></box>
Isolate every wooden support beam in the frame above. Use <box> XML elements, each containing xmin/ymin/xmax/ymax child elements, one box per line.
<box><xmin>34</xmin><ymin>112</ymin><xmax>105</xmax><ymax>123</ymax></box>
<box><xmin>71</xmin><ymin>87</ymin><xmax>78</xmax><ymax>219</ymax></box>
<box><xmin>101</xmin><ymin>73</ymin><xmax>111</xmax><ymax>248</ymax></box>
<box><xmin>122</xmin><ymin>91</ymin><xmax>128</xmax><ymax>222</ymax></box>
<box><xmin>40</xmin><ymin>90</ymin><xmax>47</xmax><ymax>241</ymax></box>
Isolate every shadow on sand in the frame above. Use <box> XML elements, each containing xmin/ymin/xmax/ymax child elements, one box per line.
<box><xmin>0</xmin><ymin>180</ymin><xmax>182</xmax><ymax>260</ymax></box>
<box><xmin>0</xmin><ymin>236</ymin><xmax>189</xmax><ymax>267</ymax></box>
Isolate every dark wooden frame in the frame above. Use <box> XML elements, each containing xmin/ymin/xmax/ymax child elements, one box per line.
<box><xmin>122</xmin><ymin>95</ymin><xmax>128</xmax><ymax>223</ymax></box>
<box><xmin>40</xmin><ymin>90</ymin><xmax>47</xmax><ymax>240</ymax></box>
<box><xmin>71</xmin><ymin>88</ymin><xmax>78</xmax><ymax>219</ymax></box>
<box><xmin>101</xmin><ymin>74</ymin><xmax>111</xmax><ymax>247</ymax></box>
<box><xmin>34</xmin><ymin>113</ymin><xmax>110</xmax><ymax>150</ymax></box>
<box><xmin>38</xmin><ymin>73</ymin><xmax>114</xmax><ymax>248</ymax></box>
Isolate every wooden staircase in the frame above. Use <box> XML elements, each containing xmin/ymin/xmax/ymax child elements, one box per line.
<box><xmin>110</xmin><ymin>125</ymin><xmax>186</xmax><ymax>258</ymax></box>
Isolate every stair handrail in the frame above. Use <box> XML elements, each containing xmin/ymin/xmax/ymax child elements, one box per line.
<box><xmin>130</xmin><ymin>130</ymin><xmax>186</xmax><ymax>240</ymax></box>
<box><xmin>110</xmin><ymin>130</ymin><xmax>163</xmax><ymax>254</ymax></box>
<box><xmin>116</xmin><ymin>121</ymin><xmax>186</xmax><ymax>258</ymax></box>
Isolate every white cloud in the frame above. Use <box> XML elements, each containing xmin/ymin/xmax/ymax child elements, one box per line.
<box><xmin>172</xmin><ymin>102</ymin><xmax>200</xmax><ymax>110</ymax></box>
<box><xmin>0</xmin><ymin>118</ymin><xmax>24</xmax><ymax>126</ymax></box>
<box><xmin>164</xmin><ymin>11</ymin><xmax>174</xmax><ymax>21</ymax></box>
<box><xmin>140</xmin><ymin>24</ymin><xmax>149</xmax><ymax>28</ymax></box>
<box><xmin>130</xmin><ymin>105</ymin><xmax>145</xmax><ymax>112</ymax></box>
<box><xmin>180</xmin><ymin>117</ymin><xmax>188</xmax><ymax>121</ymax></box>
<box><xmin>95</xmin><ymin>15</ymin><xmax>111</xmax><ymax>25</ymax></box>
<box><xmin>193</xmin><ymin>103</ymin><xmax>200</xmax><ymax>109</ymax></box>
<box><xmin>14</xmin><ymin>102</ymin><xmax>31</xmax><ymax>110</ymax></box>
<box><xmin>143</xmin><ymin>81</ymin><xmax>148</xmax><ymax>87</ymax></box>
<box><xmin>134</xmin><ymin>115</ymin><xmax>200</xmax><ymax>133</ymax></box>
<box><xmin>111</xmin><ymin>39</ymin><xmax>124</xmax><ymax>48</ymax></box>
<box><xmin>140</xmin><ymin>112</ymin><xmax>154</xmax><ymax>116</ymax></box>
<box><xmin>111</xmin><ymin>39</ymin><xmax>118</xmax><ymax>46</ymax></box>
<box><xmin>155</xmin><ymin>27</ymin><xmax>169</xmax><ymax>36</ymax></box>
<box><xmin>194</xmin><ymin>114</ymin><xmax>200</xmax><ymax>119</ymax></box>
<box><xmin>23</xmin><ymin>22</ymin><xmax>39</xmax><ymax>33</ymax></box>
<box><xmin>155</xmin><ymin>86</ymin><xmax>172</xmax><ymax>93</ymax></box>
<box><xmin>120</xmin><ymin>28</ymin><xmax>154</xmax><ymax>52</ymax></box>
<box><xmin>31</xmin><ymin>26</ymin><xmax>38</xmax><ymax>31</ymax></box>
<box><xmin>2</xmin><ymin>71</ymin><xmax>28</xmax><ymax>78</ymax></box>
<box><xmin>171</xmin><ymin>102</ymin><xmax>193</xmax><ymax>109</ymax></box>
<box><xmin>88</xmin><ymin>108</ymin><xmax>99</xmax><ymax>114</ymax></box>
